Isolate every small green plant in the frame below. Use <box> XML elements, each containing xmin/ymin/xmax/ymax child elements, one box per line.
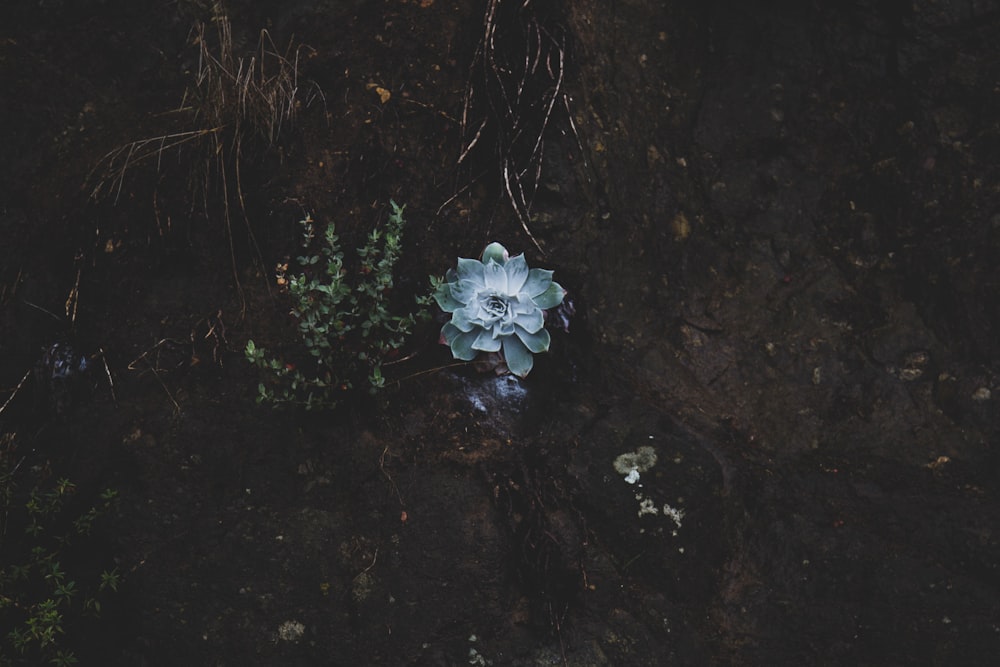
<box><xmin>246</xmin><ymin>201</ymin><xmax>429</xmax><ymax>410</ymax></box>
<box><xmin>1</xmin><ymin>435</ymin><xmax>121</xmax><ymax>666</ymax></box>
<box><xmin>434</xmin><ymin>242</ymin><xmax>565</xmax><ymax>377</ymax></box>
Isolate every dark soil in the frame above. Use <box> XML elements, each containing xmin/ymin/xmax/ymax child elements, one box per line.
<box><xmin>2</xmin><ymin>0</ymin><xmax>999</xmax><ymax>664</ymax></box>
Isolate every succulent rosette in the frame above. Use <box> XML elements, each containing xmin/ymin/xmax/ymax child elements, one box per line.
<box><xmin>434</xmin><ymin>242</ymin><xmax>566</xmax><ymax>377</ymax></box>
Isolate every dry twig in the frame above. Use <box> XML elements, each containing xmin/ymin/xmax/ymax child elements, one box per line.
<box><xmin>456</xmin><ymin>0</ymin><xmax>569</xmax><ymax>254</ymax></box>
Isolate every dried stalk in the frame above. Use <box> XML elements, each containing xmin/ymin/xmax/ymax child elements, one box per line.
<box><xmin>458</xmin><ymin>0</ymin><xmax>570</xmax><ymax>255</ymax></box>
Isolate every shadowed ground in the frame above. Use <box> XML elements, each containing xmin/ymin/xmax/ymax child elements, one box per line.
<box><xmin>1</xmin><ymin>0</ymin><xmax>998</xmax><ymax>664</ymax></box>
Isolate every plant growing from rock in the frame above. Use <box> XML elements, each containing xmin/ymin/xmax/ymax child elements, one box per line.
<box><xmin>0</xmin><ymin>436</ymin><xmax>121</xmax><ymax>666</ymax></box>
<box><xmin>246</xmin><ymin>202</ymin><xmax>428</xmax><ymax>410</ymax></box>
<box><xmin>434</xmin><ymin>242</ymin><xmax>565</xmax><ymax>377</ymax></box>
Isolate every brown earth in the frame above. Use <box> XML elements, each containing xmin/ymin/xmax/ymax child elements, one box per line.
<box><xmin>2</xmin><ymin>0</ymin><xmax>999</xmax><ymax>665</ymax></box>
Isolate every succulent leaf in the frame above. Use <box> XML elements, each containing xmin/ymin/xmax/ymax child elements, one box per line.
<box><xmin>482</xmin><ymin>260</ymin><xmax>508</xmax><ymax>293</ymax></box>
<box><xmin>532</xmin><ymin>281</ymin><xmax>566</xmax><ymax>309</ymax></box>
<box><xmin>502</xmin><ymin>335</ymin><xmax>534</xmax><ymax>378</ymax></box>
<box><xmin>450</xmin><ymin>330</ymin><xmax>481</xmax><ymax>360</ymax></box>
<box><xmin>522</xmin><ymin>268</ymin><xmax>554</xmax><ymax>298</ymax></box>
<box><xmin>436</xmin><ymin>243</ymin><xmax>566</xmax><ymax>377</ymax></box>
<box><xmin>472</xmin><ymin>328</ymin><xmax>502</xmax><ymax>353</ymax></box>
<box><xmin>504</xmin><ymin>254</ymin><xmax>530</xmax><ymax>294</ymax></box>
<box><xmin>433</xmin><ymin>283</ymin><xmax>463</xmax><ymax>312</ymax></box>
<box><xmin>456</xmin><ymin>257</ymin><xmax>486</xmax><ymax>283</ymax></box>
<box><xmin>481</xmin><ymin>242</ymin><xmax>509</xmax><ymax>265</ymax></box>
<box><xmin>515</xmin><ymin>326</ymin><xmax>550</xmax><ymax>353</ymax></box>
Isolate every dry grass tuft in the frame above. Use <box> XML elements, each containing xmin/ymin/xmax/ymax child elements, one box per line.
<box><xmin>187</xmin><ymin>15</ymin><xmax>310</xmax><ymax>149</ymax></box>
<box><xmin>86</xmin><ymin>8</ymin><xmax>322</xmax><ymax>316</ymax></box>
<box><xmin>89</xmin><ymin>12</ymin><xmax>318</xmax><ymax>203</ymax></box>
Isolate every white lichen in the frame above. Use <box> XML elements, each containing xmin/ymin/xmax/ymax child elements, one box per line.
<box><xmin>613</xmin><ymin>446</ymin><xmax>658</xmax><ymax>476</ymax></box>
<box><xmin>662</xmin><ymin>503</ymin><xmax>685</xmax><ymax>529</ymax></box>
<box><xmin>467</xmin><ymin>633</ymin><xmax>491</xmax><ymax>665</ymax></box>
<box><xmin>614</xmin><ymin>443</ymin><xmax>686</xmax><ymax>531</ymax></box>
<box><xmin>637</xmin><ymin>497</ymin><xmax>659</xmax><ymax>517</ymax></box>
<box><xmin>277</xmin><ymin>620</ymin><xmax>305</xmax><ymax>642</ymax></box>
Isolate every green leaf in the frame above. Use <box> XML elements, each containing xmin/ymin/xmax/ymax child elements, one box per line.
<box><xmin>522</xmin><ymin>268</ymin><xmax>554</xmax><ymax>298</ymax></box>
<box><xmin>514</xmin><ymin>308</ymin><xmax>544</xmax><ymax>334</ymax></box>
<box><xmin>502</xmin><ymin>335</ymin><xmax>534</xmax><ymax>378</ymax></box>
<box><xmin>481</xmin><ymin>242</ymin><xmax>509</xmax><ymax>265</ymax></box>
<box><xmin>532</xmin><ymin>281</ymin><xmax>566</xmax><ymax>309</ymax></box>
<box><xmin>449</xmin><ymin>304</ymin><xmax>479</xmax><ymax>333</ymax></box>
<box><xmin>434</xmin><ymin>285</ymin><xmax>462</xmax><ymax>311</ymax></box>
<box><xmin>472</xmin><ymin>328</ymin><xmax>502</xmax><ymax>353</ymax></box>
<box><xmin>455</xmin><ymin>257</ymin><xmax>486</xmax><ymax>285</ymax></box>
<box><xmin>449</xmin><ymin>330</ymin><xmax>481</xmax><ymax>361</ymax></box>
<box><xmin>245</xmin><ymin>202</ymin><xmax>426</xmax><ymax>411</ymax></box>
<box><xmin>482</xmin><ymin>260</ymin><xmax>508</xmax><ymax>293</ymax></box>
<box><xmin>515</xmin><ymin>325</ymin><xmax>550</xmax><ymax>353</ymax></box>
<box><xmin>504</xmin><ymin>254</ymin><xmax>529</xmax><ymax>293</ymax></box>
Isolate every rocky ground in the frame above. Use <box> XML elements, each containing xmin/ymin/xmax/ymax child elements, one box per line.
<box><xmin>1</xmin><ymin>0</ymin><xmax>999</xmax><ymax>664</ymax></box>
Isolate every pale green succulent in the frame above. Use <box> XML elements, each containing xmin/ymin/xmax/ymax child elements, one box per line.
<box><xmin>434</xmin><ymin>242</ymin><xmax>565</xmax><ymax>377</ymax></box>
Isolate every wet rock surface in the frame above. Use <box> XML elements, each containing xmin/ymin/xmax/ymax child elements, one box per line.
<box><xmin>2</xmin><ymin>0</ymin><xmax>999</xmax><ymax>664</ymax></box>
